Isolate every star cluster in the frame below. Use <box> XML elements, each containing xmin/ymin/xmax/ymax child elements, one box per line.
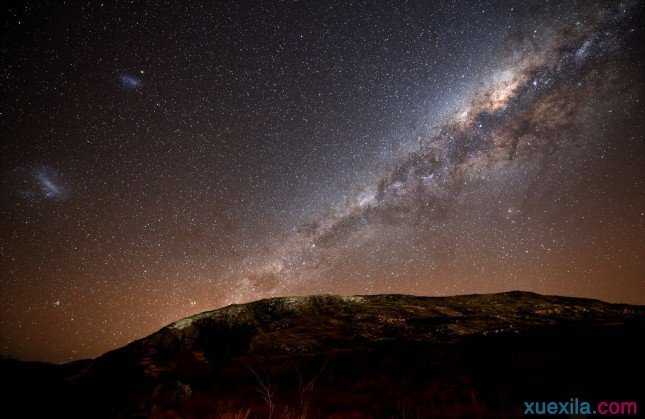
<box><xmin>1</xmin><ymin>0</ymin><xmax>644</xmax><ymax>362</ymax></box>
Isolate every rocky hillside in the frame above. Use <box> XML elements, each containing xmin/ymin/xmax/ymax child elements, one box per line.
<box><xmin>2</xmin><ymin>291</ymin><xmax>643</xmax><ymax>418</ymax></box>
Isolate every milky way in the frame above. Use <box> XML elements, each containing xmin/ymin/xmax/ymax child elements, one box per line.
<box><xmin>1</xmin><ymin>0</ymin><xmax>644</xmax><ymax>362</ymax></box>
<box><xmin>230</xmin><ymin>0</ymin><xmax>645</xmax><ymax>304</ymax></box>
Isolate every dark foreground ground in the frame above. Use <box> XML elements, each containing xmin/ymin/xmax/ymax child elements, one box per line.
<box><xmin>1</xmin><ymin>291</ymin><xmax>643</xmax><ymax>418</ymax></box>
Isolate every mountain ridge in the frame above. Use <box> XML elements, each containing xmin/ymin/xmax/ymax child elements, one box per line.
<box><xmin>2</xmin><ymin>291</ymin><xmax>643</xmax><ymax>418</ymax></box>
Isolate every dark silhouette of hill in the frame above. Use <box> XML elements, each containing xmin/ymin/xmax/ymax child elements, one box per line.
<box><xmin>1</xmin><ymin>291</ymin><xmax>643</xmax><ymax>418</ymax></box>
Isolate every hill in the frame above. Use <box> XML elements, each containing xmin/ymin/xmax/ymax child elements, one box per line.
<box><xmin>1</xmin><ymin>291</ymin><xmax>643</xmax><ymax>418</ymax></box>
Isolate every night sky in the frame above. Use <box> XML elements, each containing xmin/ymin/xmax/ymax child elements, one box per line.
<box><xmin>2</xmin><ymin>0</ymin><xmax>644</xmax><ymax>362</ymax></box>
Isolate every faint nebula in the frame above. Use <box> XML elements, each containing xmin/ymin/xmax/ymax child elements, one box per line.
<box><xmin>118</xmin><ymin>72</ymin><xmax>143</xmax><ymax>90</ymax></box>
<box><xmin>21</xmin><ymin>166</ymin><xmax>69</xmax><ymax>201</ymax></box>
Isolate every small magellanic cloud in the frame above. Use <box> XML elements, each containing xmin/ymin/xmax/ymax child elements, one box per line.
<box><xmin>118</xmin><ymin>72</ymin><xmax>143</xmax><ymax>90</ymax></box>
